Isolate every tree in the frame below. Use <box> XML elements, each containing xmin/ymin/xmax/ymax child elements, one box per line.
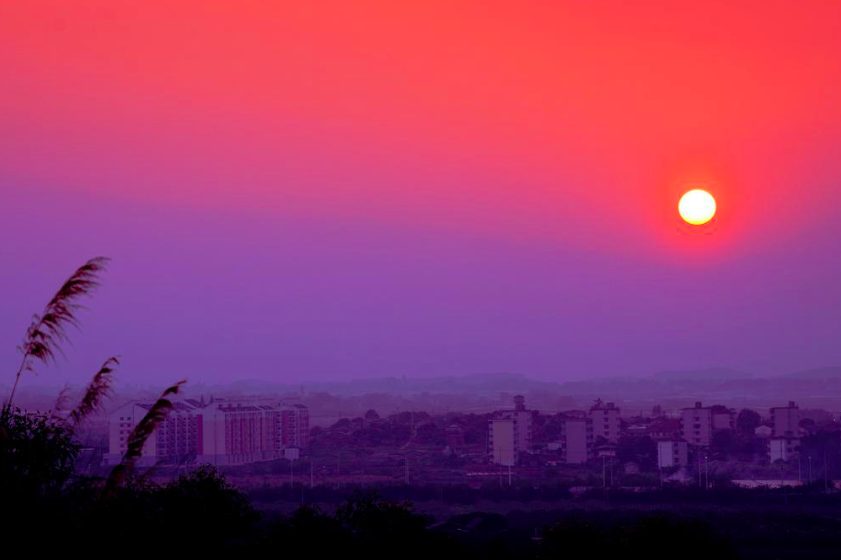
<box><xmin>617</xmin><ymin>435</ymin><xmax>657</xmax><ymax>471</ymax></box>
<box><xmin>154</xmin><ymin>465</ymin><xmax>258</xmax><ymax>544</ymax></box>
<box><xmin>335</xmin><ymin>492</ymin><xmax>451</xmax><ymax>557</ymax></box>
<box><xmin>710</xmin><ymin>429</ymin><xmax>736</xmax><ymax>460</ymax></box>
<box><xmin>0</xmin><ymin>408</ymin><xmax>79</xmax><ymax>499</ymax></box>
<box><xmin>736</xmin><ymin>409</ymin><xmax>762</xmax><ymax>435</ymax></box>
<box><xmin>416</xmin><ymin>422</ymin><xmax>446</xmax><ymax>445</ymax></box>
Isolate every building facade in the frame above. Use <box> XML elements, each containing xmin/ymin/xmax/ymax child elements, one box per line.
<box><xmin>589</xmin><ymin>401</ymin><xmax>621</xmax><ymax>443</ymax></box>
<box><xmin>681</xmin><ymin>402</ymin><xmax>713</xmax><ymax>446</ymax></box>
<box><xmin>769</xmin><ymin>401</ymin><xmax>800</xmax><ymax>462</ymax></box>
<box><xmin>771</xmin><ymin>401</ymin><xmax>800</xmax><ymax>438</ymax></box>
<box><xmin>657</xmin><ymin>440</ymin><xmax>689</xmax><ymax>469</ymax></box>
<box><xmin>769</xmin><ymin>437</ymin><xmax>799</xmax><ymax>462</ymax></box>
<box><xmin>107</xmin><ymin>398</ymin><xmax>309</xmax><ymax>466</ymax></box>
<box><xmin>488</xmin><ymin>396</ymin><xmax>532</xmax><ymax>466</ymax></box>
<box><xmin>712</xmin><ymin>409</ymin><xmax>736</xmax><ymax>430</ymax></box>
<box><xmin>560</xmin><ymin>418</ymin><xmax>594</xmax><ymax>464</ymax></box>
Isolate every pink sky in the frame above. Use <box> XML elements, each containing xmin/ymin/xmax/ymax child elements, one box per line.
<box><xmin>2</xmin><ymin>1</ymin><xmax>841</xmax><ymax>386</ymax></box>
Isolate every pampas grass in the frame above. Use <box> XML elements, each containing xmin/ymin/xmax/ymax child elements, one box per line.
<box><xmin>103</xmin><ymin>380</ymin><xmax>186</xmax><ymax>496</ymax></box>
<box><xmin>5</xmin><ymin>257</ymin><xmax>189</xmax><ymax>497</ymax></box>
<box><xmin>6</xmin><ymin>257</ymin><xmax>110</xmax><ymax>410</ymax></box>
<box><xmin>69</xmin><ymin>356</ymin><xmax>119</xmax><ymax>426</ymax></box>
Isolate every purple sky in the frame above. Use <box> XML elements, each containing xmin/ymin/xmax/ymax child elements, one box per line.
<box><xmin>2</xmin><ymin>1</ymin><xmax>841</xmax><ymax>389</ymax></box>
<box><xmin>2</xmin><ymin>172</ymin><xmax>841</xmax><ymax>388</ymax></box>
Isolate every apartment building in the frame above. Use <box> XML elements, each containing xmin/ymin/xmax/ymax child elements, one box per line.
<box><xmin>107</xmin><ymin>397</ymin><xmax>309</xmax><ymax>466</ymax></box>
<box><xmin>681</xmin><ymin>402</ymin><xmax>733</xmax><ymax>446</ymax></box>
<box><xmin>681</xmin><ymin>402</ymin><xmax>713</xmax><ymax>446</ymax></box>
<box><xmin>560</xmin><ymin>418</ymin><xmax>594</xmax><ymax>464</ymax></box>
<box><xmin>589</xmin><ymin>401</ymin><xmax>621</xmax><ymax>443</ymax></box>
<box><xmin>769</xmin><ymin>401</ymin><xmax>800</xmax><ymax>462</ymax></box>
<box><xmin>488</xmin><ymin>395</ymin><xmax>532</xmax><ymax>466</ymax></box>
<box><xmin>712</xmin><ymin>409</ymin><xmax>736</xmax><ymax>430</ymax></box>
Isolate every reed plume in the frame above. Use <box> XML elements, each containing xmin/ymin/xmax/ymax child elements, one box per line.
<box><xmin>69</xmin><ymin>357</ymin><xmax>119</xmax><ymax>426</ymax></box>
<box><xmin>102</xmin><ymin>380</ymin><xmax>186</xmax><ymax>496</ymax></box>
<box><xmin>6</xmin><ymin>257</ymin><xmax>110</xmax><ymax>410</ymax></box>
<box><xmin>49</xmin><ymin>386</ymin><xmax>72</xmax><ymax>421</ymax></box>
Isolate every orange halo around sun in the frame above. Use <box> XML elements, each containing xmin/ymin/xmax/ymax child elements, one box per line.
<box><xmin>678</xmin><ymin>189</ymin><xmax>716</xmax><ymax>225</ymax></box>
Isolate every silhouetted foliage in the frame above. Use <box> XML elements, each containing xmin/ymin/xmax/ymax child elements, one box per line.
<box><xmin>541</xmin><ymin>513</ymin><xmax>736</xmax><ymax>559</ymax></box>
<box><xmin>0</xmin><ymin>408</ymin><xmax>79</xmax><ymax>498</ymax></box>
<box><xmin>617</xmin><ymin>435</ymin><xmax>657</xmax><ymax>470</ymax></box>
<box><xmin>736</xmin><ymin>409</ymin><xmax>762</xmax><ymax>434</ymax></box>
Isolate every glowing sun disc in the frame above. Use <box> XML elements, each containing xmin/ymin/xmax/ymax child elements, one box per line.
<box><xmin>679</xmin><ymin>189</ymin><xmax>716</xmax><ymax>225</ymax></box>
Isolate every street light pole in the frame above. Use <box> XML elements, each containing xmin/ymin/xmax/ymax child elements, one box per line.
<box><xmin>824</xmin><ymin>449</ymin><xmax>829</xmax><ymax>494</ymax></box>
<box><xmin>698</xmin><ymin>453</ymin><xmax>702</xmax><ymax>489</ymax></box>
<box><xmin>602</xmin><ymin>455</ymin><xmax>608</xmax><ymax>503</ymax></box>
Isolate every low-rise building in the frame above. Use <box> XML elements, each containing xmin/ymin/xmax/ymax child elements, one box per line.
<box><xmin>446</xmin><ymin>424</ymin><xmax>465</xmax><ymax>449</ymax></box>
<box><xmin>649</xmin><ymin>418</ymin><xmax>682</xmax><ymax>440</ymax></box>
<box><xmin>754</xmin><ymin>425</ymin><xmax>773</xmax><ymax>438</ymax></box>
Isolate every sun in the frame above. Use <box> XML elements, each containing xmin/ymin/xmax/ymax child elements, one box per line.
<box><xmin>678</xmin><ymin>189</ymin><xmax>716</xmax><ymax>225</ymax></box>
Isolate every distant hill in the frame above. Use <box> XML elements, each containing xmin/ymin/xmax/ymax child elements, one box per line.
<box><xmin>651</xmin><ymin>368</ymin><xmax>754</xmax><ymax>381</ymax></box>
<box><xmin>179</xmin><ymin>372</ymin><xmax>562</xmax><ymax>398</ymax></box>
<box><xmin>781</xmin><ymin>366</ymin><xmax>841</xmax><ymax>380</ymax></box>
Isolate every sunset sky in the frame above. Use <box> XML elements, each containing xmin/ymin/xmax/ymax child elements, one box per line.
<box><xmin>2</xmin><ymin>1</ymin><xmax>841</xmax><ymax>386</ymax></box>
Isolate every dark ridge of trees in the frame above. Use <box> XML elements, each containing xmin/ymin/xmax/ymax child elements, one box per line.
<box><xmin>248</xmin><ymin>481</ymin><xmax>575</xmax><ymax>505</ymax></box>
